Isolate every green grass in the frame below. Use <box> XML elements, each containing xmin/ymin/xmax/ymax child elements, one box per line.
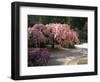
<box><xmin>47</xmin><ymin>47</ymin><xmax>64</xmax><ymax>52</ymax></box>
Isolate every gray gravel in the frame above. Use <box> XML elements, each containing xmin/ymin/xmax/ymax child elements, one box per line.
<box><xmin>47</xmin><ymin>48</ymin><xmax>88</xmax><ymax>65</ymax></box>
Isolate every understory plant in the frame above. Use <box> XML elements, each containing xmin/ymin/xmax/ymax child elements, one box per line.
<box><xmin>28</xmin><ymin>48</ymin><xmax>51</xmax><ymax>66</ymax></box>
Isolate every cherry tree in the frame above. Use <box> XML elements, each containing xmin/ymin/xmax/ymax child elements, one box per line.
<box><xmin>46</xmin><ymin>23</ymin><xmax>80</xmax><ymax>48</ymax></box>
<box><xmin>28</xmin><ymin>24</ymin><xmax>47</xmax><ymax>48</ymax></box>
<box><xmin>28</xmin><ymin>23</ymin><xmax>80</xmax><ymax>48</ymax></box>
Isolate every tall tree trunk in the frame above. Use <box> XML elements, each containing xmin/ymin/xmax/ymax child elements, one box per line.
<box><xmin>39</xmin><ymin>16</ymin><xmax>42</xmax><ymax>23</ymax></box>
<box><xmin>67</xmin><ymin>17</ymin><xmax>72</xmax><ymax>25</ymax></box>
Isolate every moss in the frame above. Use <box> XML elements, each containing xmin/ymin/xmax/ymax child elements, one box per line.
<box><xmin>47</xmin><ymin>48</ymin><xmax>64</xmax><ymax>52</ymax></box>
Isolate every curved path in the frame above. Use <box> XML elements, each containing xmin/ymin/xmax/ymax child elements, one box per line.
<box><xmin>47</xmin><ymin>48</ymin><xmax>88</xmax><ymax>65</ymax></box>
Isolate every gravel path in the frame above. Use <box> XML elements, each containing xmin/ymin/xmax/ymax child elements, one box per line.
<box><xmin>47</xmin><ymin>48</ymin><xmax>88</xmax><ymax>65</ymax></box>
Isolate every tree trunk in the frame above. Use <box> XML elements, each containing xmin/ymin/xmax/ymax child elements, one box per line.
<box><xmin>51</xmin><ymin>37</ymin><xmax>55</xmax><ymax>48</ymax></box>
<box><xmin>51</xmin><ymin>43</ymin><xmax>54</xmax><ymax>48</ymax></box>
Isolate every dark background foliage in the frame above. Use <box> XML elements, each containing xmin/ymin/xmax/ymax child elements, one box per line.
<box><xmin>28</xmin><ymin>15</ymin><xmax>88</xmax><ymax>42</ymax></box>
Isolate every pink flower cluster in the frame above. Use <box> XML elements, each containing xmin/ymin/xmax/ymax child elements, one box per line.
<box><xmin>46</xmin><ymin>23</ymin><xmax>80</xmax><ymax>47</ymax></box>
<box><xmin>28</xmin><ymin>23</ymin><xmax>80</xmax><ymax>48</ymax></box>
<box><xmin>28</xmin><ymin>24</ymin><xmax>47</xmax><ymax>47</ymax></box>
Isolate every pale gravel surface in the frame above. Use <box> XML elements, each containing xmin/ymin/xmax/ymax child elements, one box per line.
<box><xmin>47</xmin><ymin>48</ymin><xmax>88</xmax><ymax>65</ymax></box>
